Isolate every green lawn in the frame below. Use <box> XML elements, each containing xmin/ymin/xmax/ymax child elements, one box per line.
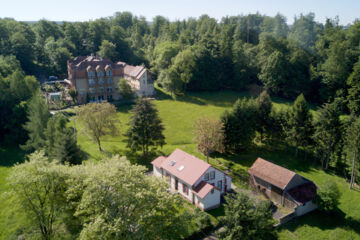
<box><xmin>73</xmin><ymin>88</ymin><xmax>360</xmax><ymax>239</ymax></box>
<box><xmin>1</xmin><ymin>89</ymin><xmax>359</xmax><ymax>239</ymax></box>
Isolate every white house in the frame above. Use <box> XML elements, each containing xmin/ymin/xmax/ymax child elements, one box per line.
<box><xmin>151</xmin><ymin>148</ymin><xmax>232</xmax><ymax>211</ymax></box>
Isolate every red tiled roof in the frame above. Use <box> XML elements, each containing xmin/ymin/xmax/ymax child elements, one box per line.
<box><xmin>193</xmin><ymin>181</ymin><xmax>216</xmax><ymax>199</ymax></box>
<box><xmin>154</xmin><ymin>149</ymin><xmax>211</xmax><ymax>187</ymax></box>
<box><xmin>248</xmin><ymin>158</ymin><xmax>296</xmax><ymax>190</ymax></box>
<box><xmin>287</xmin><ymin>181</ymin><xmax>317</xmax><ymax>205</ymax></box>
<box><xmin>151</xmin><ymin>156</ymin><xmax>166</xmax><ymax>168</ymax></box>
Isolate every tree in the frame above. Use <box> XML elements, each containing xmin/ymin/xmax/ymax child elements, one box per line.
<box><xmin>97</xmin><ymin>40</ymin><xmax>117</xmax><ymax>61</ymax></box>
<box><xmin>68</xmin><ymin>88</ymin><xmax>78</xmax><ymax>104</ymax></box>
<box><xmin>286</xmin><ymin>94</ymin><xmax>313</xmax><ymax>157</ymax></box>
<box><xmin>347</xmin><ymin>57</ymin><xmax>360</xmax><ymax>115</ymax></box>
<box><xmin>44</xmin><ymin>113</ymin><xmax>83</xmax><ymax>165</ymax></box>
<box><xmin>217</xmin><ymin>193</ymin><xmax>276</xmax><ymax>240</ymax></box>
<box><xmin>8</xmin><ymin>151</ymin><xmax>68</xmax><ymax>240</ymax></box>
<box><xmin>193</xmin><ymin>117</ymin><xmax>225</xmax><ymax>162</ymax></box>
<box><xmin>158</xmin><ymin>67</ymin><xmax>182</xmax><ymax>97</ymax></box>
<box><xmin>118</xmin><ymin>78</ymin><xmax>134</xmax><ymax>99</ymax></box>
<box><xmin>76</xmin><ymin>102</ymin><xmax>118</xmax><ymax>152</ymax></box>
<box><xmin>68</xmin><ymin>155</ymin><xmax>191</xmax><ymax>240</ymax></box>
<box><xmin>126</xmin><ymin>98</ymin><xmax>165</xmax><ymax>156</ymax></box>
<box><xmin>255</xmin><ymin>91</ymin><xmax>272</xmax><ymax>142</ymax></box>
<box><xmin>221</xmin><ymin>98</ymin><xmax>257</xmax><ymax>152</ymax></box>
<box><xmin>316</xmin><ymin>180</ymin><xmax>341</xmax><ymax>213</ymax></box>
<box><xmin>313</xmin><ymin>101</ymin><xmax>342</xmax><ymax>169</ymax></box>
<box><xmin>21</xmin><ymin>92</ymin><xmax>51</xmax><ymax>152</ymax></box>
<box><xmin>344</xmin><ymin>117</ymin><xmax>360</xmax><ymax>189</ymax></box>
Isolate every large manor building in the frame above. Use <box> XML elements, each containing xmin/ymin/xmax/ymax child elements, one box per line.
<box><xmin>67</xmin><ymin>55</ymin><xmax>154</xmax><ymax>104</ymax></box>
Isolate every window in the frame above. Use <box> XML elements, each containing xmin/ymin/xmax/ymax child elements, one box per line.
<box><xmin>89</xmin><ymin>88</ymin><xmax>95</xmax><ymax>94</ymax></box>
<box><xmin>88</xmin><ymin>71</ymin><xmax>95</xmax><ymax>78</ymax></box>
<box><xmin>211</xmin><ymin>189</ymin><xmax>214</xmax><ymax>194</ymax></box>
<box><xmin>107</xmin><ymin>87</ymin><xmax>112</xmax><ymax>93</ymax></box>
<box><xmin>98</xmin><ymin>78</ymin><xmax>104</xmax><ymax>85</ymax></box>
<box><xmin>165</xmin><ymin>173</ymin><xmax>171</xmax><ymax>183</ymax></box>
<box><xmin>217</xmin><ymin>180</ymin><xmax>222</xmax><ymax>190</ymax></box>
<box><xmin>89</xmin><ymin>79</ymin><xmax>95</xmax><ymax>85</ymax></box>
<box><xmin>210</xmin><ymin>171</ymin><xmax>215</xmax><ymax>180</ymax></box>
<box><xmin>97</xmin><ymin>70</ymin><xmax>104</xmax><ymax>77</ymax></box>
<box><xmin>183</xmin><ymin>184</ymin><xmax>189</xmax><ymax>195</ymax></box>
<box><xmin>99</xmin><ymin>87</ymin><xmax>104</xmax><ymax>93</ymax></box>
<box><xmin>204</xmin><ymin>173</ymin><xmax>209</xmax><ymax>181</ymax></box>
<box><xmin>106</xmin><ymin>70</ymin><xmax>112</xmax><ymax>76</ymax></box>
<box><xmin>107</xmin><ymin>77</ymin><xmax>112</xmax><ymax>84</ymax></box>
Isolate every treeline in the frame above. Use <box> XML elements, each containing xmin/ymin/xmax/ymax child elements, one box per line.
<box><xmin>0</xmin><ymin>12</ymin><xmax>359</xmax><ymax>109</ymax></box>
<box><xmin>219</xmin><ymin>91</ymin><xmax>360</xmax><ymax>187</ymax></box>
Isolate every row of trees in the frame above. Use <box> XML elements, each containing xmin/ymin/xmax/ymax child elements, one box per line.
<box><xmin>193</xmin><ymin>91</ymin><xmax>360</xmax><ymax>188</ymax></box>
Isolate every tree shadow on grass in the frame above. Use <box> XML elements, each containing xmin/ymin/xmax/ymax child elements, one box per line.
<box><xmin>115</xmin><ymin>103</ymin><xmax>133</xmax><ymax>113</ymax></box>
<box><xmin>110</xmin><ymin>146</ymin><xmax>163</xmax><ymax>170</ymax></box>
<box><xmin>0</xmin><ymin>146</ymin><xmax>26</xmax><ymax>167</ymax></box>
<box><xmin>279</xmin><ymin>209</ymin><xmax>360</xmax><ymax>236</ymax></box>
<box><xmin>214</xmin><ymin>143</ymin><xmax>317</xmax><ymax>175</ymax></box>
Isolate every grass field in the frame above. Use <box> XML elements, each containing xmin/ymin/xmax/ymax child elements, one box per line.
<box><xmin>1</xmin><ymin>89</ymin><xmax>359</xmax><ymax>239</ymax></box>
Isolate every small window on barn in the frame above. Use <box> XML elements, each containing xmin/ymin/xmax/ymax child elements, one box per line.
<box><xmin>204</xmin><ymin>173</ymin><xmax>209</xmax><ymax>181</ymax></box>
<box><xmin>210</xmin><ymin>171</ymin><xmax>215</xmax><ymax>180</ymax></box>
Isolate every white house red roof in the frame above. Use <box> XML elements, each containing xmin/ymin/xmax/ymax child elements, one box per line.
<box><xmin>151</xmin><ymin>149</ymin><xmax>211</xmax><ymax>187</ymax></box>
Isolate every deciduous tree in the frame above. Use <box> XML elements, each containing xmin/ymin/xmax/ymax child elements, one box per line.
<box><xmin>76</xmin><ymin>102</ymin><xmax>118</xmax><ymax>152</ymax></box>
<box><xmin>193</xmin><ymin>117</ymin><xmax>225</xmax><ymax>162</ymax></box>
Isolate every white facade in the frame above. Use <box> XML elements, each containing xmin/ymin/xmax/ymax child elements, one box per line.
<box><xmin>152</xmin><ymin>165</ymin><xmax>231</xmax><ymax>211</ymax></box>
<box><xmin>295</xmin><ymin>201</ymin><xmax>317</xmax><ymax>216</ymax></box>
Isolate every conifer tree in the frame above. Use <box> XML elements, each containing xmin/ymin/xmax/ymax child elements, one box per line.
<box><xmin>255</xmin><ymin>91</ymin><xmax>272</xmax><ymax>142</ymax></box>
<box><xmin>21</xmin><ymin>92</ymin><xmax>51</xmax><ymax>151</ymax></box>
<box><xmin>44</xmin><ymin>113</ymin><xmax>83</xmax><ymax>165</ymax></box>
<box><xmin>347</xmin><ymin>57</ymin><xmax>360</xmax><ymax>115</ymax></box>
<box><xmin>313</xmin><ymin>101</ymin><xmax>342</xmax><ymax>169</ymax></box>
<box><xmin>126</xmin><ymin>98</ymin><xmax>165</xmax><ymax>156</ymax></box>
<box><xmin>287</xmin><ymin>93</ymin><xmax>313</xmax><ymax>157</ymax></box>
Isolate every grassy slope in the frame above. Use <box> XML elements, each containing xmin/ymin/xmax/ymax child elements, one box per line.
<box><xmin>73</xmin><ymin>89</ymin><xmax>360</xmax><ymax>239</ymax></box>
<box><xmin>1</xmin><ymin>89</ymin><xmax>359</xmax><ymax>239</ymax></box>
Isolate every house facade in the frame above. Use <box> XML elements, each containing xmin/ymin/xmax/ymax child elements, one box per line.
<box><xmin>67</xmin><ymin>55</ymin><xmax>154</xmax><ymax>104</ymax></box>
<box><xmin>152</xmin><ymin>149</ymin><xmax>232</xmax><ymax>211</ymax></box>
<box><xmin>248</xmin><ymin>158</ymin><xmax>317</xmax><ymax>216</ymax></box>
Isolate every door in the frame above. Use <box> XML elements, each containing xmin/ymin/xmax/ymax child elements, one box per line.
<box><xmin>192</xmin><ymin>193</ymin><xmax>195</xmax><ymax>204</ymax></box>
<box><xmin>175</xmin><ymin>178</ymin><xmax>178</xmax><ymax>190</ymax></box>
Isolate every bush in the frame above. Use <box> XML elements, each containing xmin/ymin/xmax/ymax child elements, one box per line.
<box><xmin>316</xmin><ymin>180</ymin><xmax>341</xmax><ymax>213</ymax></box>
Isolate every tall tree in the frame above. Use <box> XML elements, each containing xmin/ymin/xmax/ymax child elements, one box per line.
<box><xmin>97</xmin><ymin>40</ymin><xmax>117</xmax><ymax>61</ymax></box>
<box><xmin>21</xmin><ymin>92</ymin><xmax>51</xmax><ymax>152</ymax></box>
<box><xmin>193</xmin><ymin>117</ymin><xmax>225</xmax><ymax>162</ymax></box>
<box><xmin>44</xmin><ymin>113</ymin><xmax>83</xmax><ymax>165</ymax></box>
<box><xmin>8</xmin><ymin>151</ymin><xmax>68</xmax><ymax>240</ymax></box>
<box><xmin>345</xmin><ymin>117</ymin><xmax>360</xmax><ymax>189</ymax></box>
<box><xmin>217</xmin><ymin>193</ymin><xmax>276</xmax><ymax>240</ymax></box>
<box><xmin>76</xmin><ymin>102</ymin><xmax>118</xmax><ymax>152</ymax></box>
<box><xmin>126</xmin><ymin>98</ymin><xmax>165</xmax><ymax>156</ymax></box>
<box><xmin>286</xmin><ymin>94</ymin><xmax>313</xmax><ymax>157</ymax></box>
<box><xmin>255</xmin><ymin>91</ymin><xmax>272</xmax><ymax>142</ymax></box>
<box><xmin>221</xmin><ymin>98</ymin><xmax>257</xmax><ymax>152</ymax></box>
<box><xmin>313</xmin><ymin>101</ymin><xmax>342</xmax><ymax>169</ymax></box>
<box><xmin>347</xmin><ymin>57</ymin><xmax>360</xmax><ymax>115</ymax></box>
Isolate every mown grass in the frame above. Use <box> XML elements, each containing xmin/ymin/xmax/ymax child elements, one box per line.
<box><xmin>72</xmin><ymin>88</ymin><xmax>359</xmax><ymax>239</ymax></box>
<box><xmin>0</xmin><ymin>88</ymin><xmax>359</xmax><ymax>239</ymax></box>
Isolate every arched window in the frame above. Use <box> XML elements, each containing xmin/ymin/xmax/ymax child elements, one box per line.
<box><xmin>106</xmin><ymin>69</ymin><xmax>112</xmax><ymax>76</ymax></box>
<box><xmin>88</xmin><ymin>71</ymin><xmax>95</xmax><ymax>78</ymax></box>
<box><xmin>97</xmin><ymin>70</ymin><xmax>104</xmax><ymax>77</ymax></box>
